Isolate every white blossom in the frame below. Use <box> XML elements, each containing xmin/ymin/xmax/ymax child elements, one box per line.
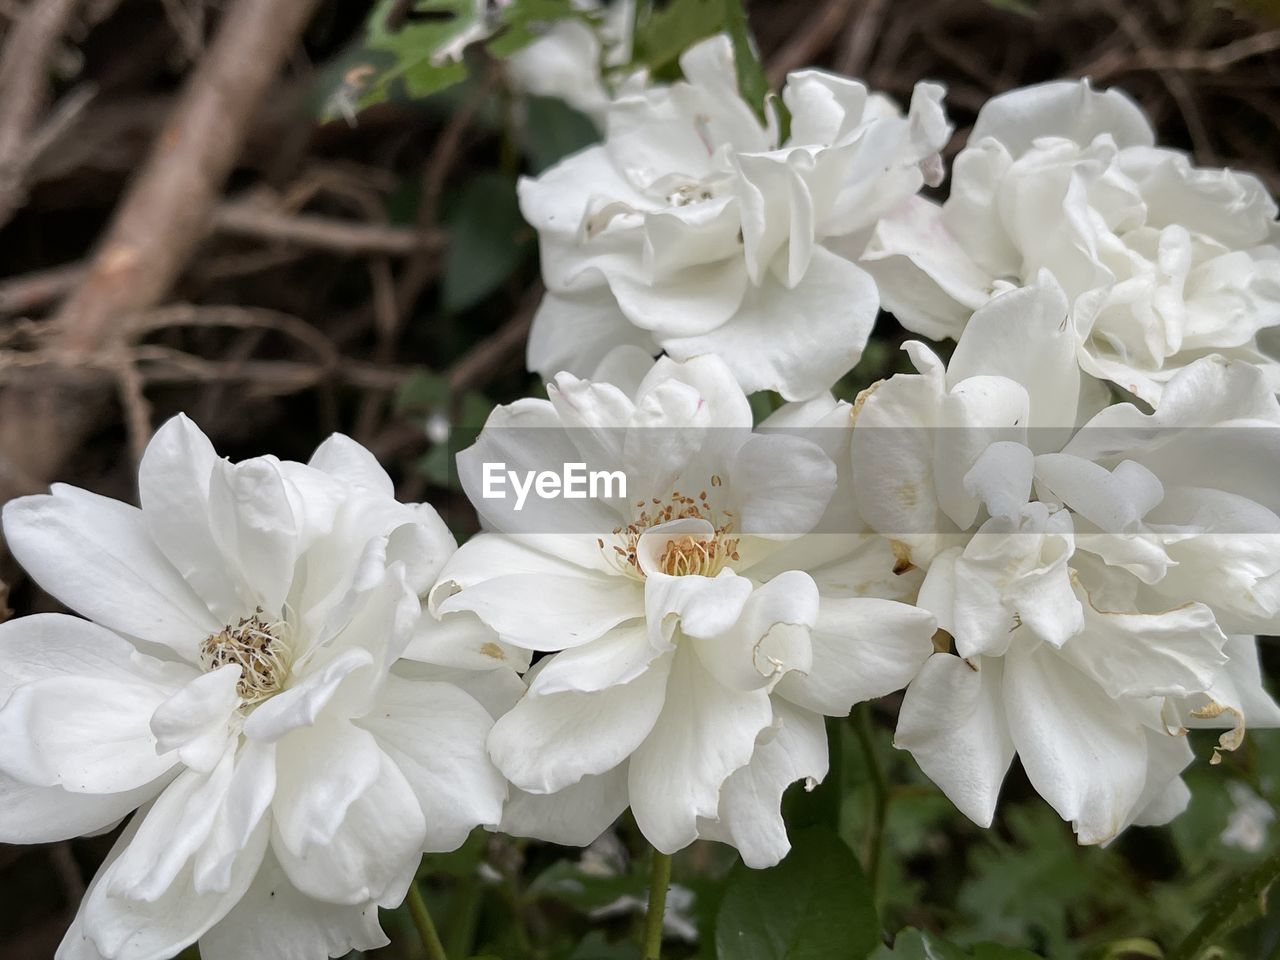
<box><xmin>518</xmin><ymin>34</ymin><xmax>949</xmax><ymax>400</ymax></box>
<box><xmin>0</xmin><ymin>416</ymin><xmax>515</xmax><ymax>960</ymax></box>
<box><xmin>864</xmin><ymin>79</ymin><xmax>1280</xmax><ymax>405</ymax></box>
<box><xmin>849</xmin><ymin>277</ymin><xmax>1280</xmax><ymax>843</ymax></box>
<box><xmin>429</xmin><ymin>350</ymin><xmax>935</xmax><ymax>866</ymax></box>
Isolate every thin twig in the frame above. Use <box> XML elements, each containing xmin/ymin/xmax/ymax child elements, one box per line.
<box><xmin>0</xmin><ymin>0</ymin><xmax>83</xmax><ymax>229</ymax></box>
<box><xmin>765</xmin><ymin>0</ymin><xmax>855</xmax><ymax>88</ymax></box>
<box><xmin>212</xmin><ymin>200</ymin><xmax>444</xmax><ymax>257</ymax></box>
<box><xmin>834</xmin><ymin>0</ymin><xmax>890</xmax><ymax>77</ymax></box>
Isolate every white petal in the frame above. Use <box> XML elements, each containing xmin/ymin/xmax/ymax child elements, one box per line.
<box><xmin>777</xmin><ymin>597</ymin><xmax>936</xmax><ymax>715</ymax></box>
<box><xmin>895</xmin><ymin>653</ymin><xmax>1014</xmax><ymax>827</ymax></box>
<box><xmin>500</xmin><ymin>764</ymin><xmax>630</xmax><ymax>847</ymax></box>
<box><xmin>68</xmin><ymin>812</ymin><xmax>269</xmax><ymax>960</ymax></box>
<box><xmin>199</xmin><ymin>853</ymin><xmax>388</xmax><ymax>960</ymax></box>
<box><xmin>861</xmin><ymin>195</ymin><xmax>990</xmax><ymax>341</ymax></box>
<box><xmin>1061</xmin><ymin>587</ymin><xmax>1227</xmax><ymax>700</ymax></box>
<box><xmin>405</xmin><ymin>610</ymin><xmax>531</xmax><ymax>674</ymax></box>
<box><xmin>489</xmin><ymin>651</ymin><xmax>672</xmax><ymax>793</ymax></box>
<box><xmin>271</xmin><ymin>717</ymin><xmax>380</xmax><ymax>856</ymax></box>
<box><xmin>138</xmin><ymin>414</ymin><xmax>242</xmax><ymax>621</ymax></box>
<box><xmin>728</xmin><ymin>434</ymin><xmax>836</xmax><ymax>538</ymax></box>
<box><xmin>527</xmin><ymin>287</ymin><xmax>658</xmax><ymax>382</ymax></box>
<box><xmin>207</xmin><ymin>457</ymin><xmax>308</xmax><ymax>615</ymax></box>
<box><xmin>970</xmin><ymin>79</ymin><xmax>1155</xmax><ymax>154</ymax></box>
<box><xmin>439</xmin><ymin>569</ymin><xmax>643</xmax><ymax>651</ymax></box>
<box><xmin>947</xmin><ymin>273</ymin><xmax>1080</xmax><ymax>435</ymax></box>
<box><xmin>692</xmin><ymin>571</ymin><xmax>817</xmax><ymax>693</ymax></box>
<box><xmin>150</xmin><ymin>665</ymin><xmax>241</xmax><ymax>772</ymax></box>
<box><xmin>360</xmin><ymin>675</ymin><xmax>506</xmax><ymax>851</ymax></box>
<box><xmin>2</xmin><ymin>486</ymin><xmax>218</xmax><ymax>659</ymax></box>
<box><xmin>529</xmin><ymin>621</ymin><xmax>663</xmax><ymax>695</ymax></box>
<box><xmin>307</xmin><ymin>433</ymin><xmax>395</xmax><ymax>496</ymax></box>
<box><xmin>0</xmin><ymin>769</ymin><xmax>165</xmax><ymax>844</ymax></box>
<box><xmin>0</xmin><ymin>671</ymin><xmax>182</xmax><ymax>795</ymax></box>
<box><xmin>243</xmin><ymin>647</ymin><xmax>375</xmax><ymax>744</ymax></box>
<box><xmin>1003</xmin><ymin>642</ymin><xmax>1149</xmax><ymax>844</ymax></box>
<box><xmin>643</xmin><ymin>568</ymin><xmax>753</xmax><ymax>648</ymax></box>
<box><xmin>273</xmin><ymin>742</ymin><xmax>425</xmax><ymax>907</ymax></box>
<box><xmin>628</xmin><ymin>644</ymin><xmax>772</xmax><ymax>853</ymax></box>
<box><xmin>662</xmin><ymin>247</ymin><xmax>878</xmax><ymax>400</ymax></box>
<box><xmin>106</xmin><ymin>750</ymin><xmax>237</xmax><ymax>902</ymax></box>
<box><xmin>703</xmin><ymin>700</ymin><xmax>828</xmax><ymax>868</ymax></box>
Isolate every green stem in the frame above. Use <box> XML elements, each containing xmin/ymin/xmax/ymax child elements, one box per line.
<box><xmin>854</xmin><ymin>703</ymin><xmax>889</xmax><ymax>895</ymax></box>
<box><xmin>406</xmin><ymin>882</ymin><xmax>449</xmax><ymax>960</ymax></box>
<box><xmin>1170</xmin><ymin>850</ymin><xmax>1280</xmax><ymax>960</ymax></box>
<box><xmin>642</xmin><ymin>850</ymin><xmax>672</xmax><ymax>960</ymax></box>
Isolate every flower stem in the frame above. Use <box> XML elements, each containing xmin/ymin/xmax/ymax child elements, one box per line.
<box><xmin>406</xmin><ymin>881</ymin><xmax>449</xmax><ymax>960</ymax></box>
<box><xmin>855</xmin><ymin>702</ymin><xmax>889</xmax><ymax>895</ymax></box>
<box><xmin>1169</xmin><ymin>849</ymin><xmax>1280</xmax><ymax>960</ymax></box>
<box><xmin>642</xmin><ymin>849</ymin><xmax>672</xmax><ymax>960</ymax></box>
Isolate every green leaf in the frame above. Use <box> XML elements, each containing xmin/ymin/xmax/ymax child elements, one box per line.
<box><xmin>632</xmin><ymin>0</ymin><xmax>725</xmax><ymax>75</ymax></box>
<box><xmin>872</xmin><ymin>929</ymin><xmax>1042</xmax><ymax>960</ymax></box>
<box><xmin>317</xmin><ymin>0</ymin><xmax>476</xmax><ymax>121</ymax></box>
<box><xmin>563</xmin><ymin>931</ymin><xmax>643</xmax><ymax>959</ymax></box>
<box><xmin>715</xmin><ymin>828</ymin><xmax>879</xmax><ymax>960</ymax></box>
<box><xmin>527</xmin><ymin>859</ymin><xmax>648</xmax><ymax>913</ymax></box>
<box><xmin>442</xmin><ymin>171</ymin><xmax>532</xmax><ymax>313</ymax></box>
<box><xmin>487</xmin><ymin>0</ymin><xmax>591</xmax><ymax>58</ymax></box>
<box><xmin>721</xmin><ymin>0</ymin><xmax>768</xmax><ymax>121</ymax></box>
<box><xmin>522</xmin><ymin>95</ymin><xmax>601</xmax><ymax>173</ymax></box>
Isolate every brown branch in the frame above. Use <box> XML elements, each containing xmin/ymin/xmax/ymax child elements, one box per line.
<box><xmin>0</xmin><ymin>0</ymin><xmax>83</xmax><ymax>229</ymax></box>
<box><xmin>835</xmin><ymin>0</ymin><xmax>890</xmax><ymax>78</ymax></box>
<box><xmin>52</xmin><ymin>0</ymin><xmax>323</xmax><ymax>354</ymax></box>
<box><xmin>765</xmin><ymin>0</ymin><xmax>856</xmax><ymax>88</ymax></box>
<box><xmin>1082</xmin><ymin>29</ymin><xmax>1280</xmax><ymax>80</ymax></box>
<box><xmin>212</xmin><ymin>200</ymin><xmax>445</xmax><ymax>257</ymax></box>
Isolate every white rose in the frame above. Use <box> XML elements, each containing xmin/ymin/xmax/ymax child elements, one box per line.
<box><xmin>849</xmin><ymin>280</ymin><xmax>1280</xmax><ymax>843</ymax></box>
<box><xmin>518</xmin><ymin>34</ymin><xmax>950</xmax><ymax>400</ymax></box>
<box><xmin>0</xmin><ymin>416</ymin><xmax>514</xmax><ymax>960</ymax></box>
<box><xmin>430</xmin><ymin>351</ymin><xmax>935</xmax><ymax>866</ymax></box>
<box><xmin>865</xmin><ymin>79</ymin><xmax>1280</xmax><ymax>405</ymax></box>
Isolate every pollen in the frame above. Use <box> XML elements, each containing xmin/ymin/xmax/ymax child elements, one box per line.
<box><xmin>200</xmin><ymin>608</ymin><xmax>292</xmax><ymax>707</ymax></box>
<box><xmin>602</xmin><ymin>486</ymin><xmax>740</xmax><ymax>579</ymax></box>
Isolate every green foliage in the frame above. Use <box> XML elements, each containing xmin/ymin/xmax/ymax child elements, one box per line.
<box><xmin>872</xmin><ymin>929</ymin><xmax>1042</xmax><ymax>959</ymax></box>
<box><xmin>522</xmin><ymin>95</ymin><xmax>601</xmax><ymax>173</ymax></box>
<box><xmin>715</xmin><ymin>828</ymin><xmax>879</xmax><ymax>959</ymax></box>
<box><xmin>317</xmin><ymin>0</ymin><xmax>586</xmax><ymax>121</ymax></box>
<box><xmin>442</xmin><ymin>171</ymin><xmax>533</xmax><ymax>314</ymax></box>
<box><xmin>631</xmin><ymin>0</ymin><xmax>726</xmax><ymax>74</ymax></box>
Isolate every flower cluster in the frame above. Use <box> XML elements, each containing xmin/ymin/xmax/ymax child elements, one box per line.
<box><xmin>1</xmin><ymin>28</ymin><xmax>1278</xmax><ymax>960</ymax></box>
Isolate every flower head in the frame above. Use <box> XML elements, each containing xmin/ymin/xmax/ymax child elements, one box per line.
<box><xmin>0</xmin><ymin>416</ymin><xmax>513</xmax><ymax>960</ymax></box>
<box><xmin>849</xmin><ymin>279</ymin><xmax>1280</xmax><ymax>842</ymax></box>
<box><xmin>430</xmin><ymin>350</ymin><xmax>935</xmax><ymax>866</ymax></box>
<box><xmin>865</xmin><ymin>79</ymin><xmax>1280</xmax><ymax>405</ymax></box>
<box><xmin>518</xmin><ymin>34</ymin><xmax>950</xmax><ymax>400</ymax></box>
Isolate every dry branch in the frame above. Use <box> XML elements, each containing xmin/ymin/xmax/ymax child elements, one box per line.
<box><xmin>52</xmin><ymin>0</ymin><xmax>323</xmax><ymax>353</ymax></box>
<box><xmin>0</xmin><ymin>0</ymin><xmax>83</xmax><ymax>228</ymax></box>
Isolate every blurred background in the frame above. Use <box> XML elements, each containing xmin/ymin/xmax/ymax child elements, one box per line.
<box><xmin>0</xmin><ymin>0</ymin><xmax>1279</xmax><ymax>957</ymax></box>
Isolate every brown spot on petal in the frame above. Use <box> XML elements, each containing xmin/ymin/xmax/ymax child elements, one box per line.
<box><xmin>890</xmin><ymin>539</ymin><xmax>915</xmax><ymax>575</ymax></box>
<box><xmin>480</xmin><ymin>642</ymin><xmax>505</xmax><ymax>660</ymax></box>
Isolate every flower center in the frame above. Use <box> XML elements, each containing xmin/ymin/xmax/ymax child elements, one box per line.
<box><xmin>602</xmin><ymin>482</ymin><xmax>740</xmax><ymax>579</ymax></box>
<box><xmin>199</xmin><ymin>608</ymin><xmax>292</xmax><ymax>706</ymax></box>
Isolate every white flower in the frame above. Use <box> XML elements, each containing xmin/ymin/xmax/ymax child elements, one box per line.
<box><xmin>0</xmin><ymin>415</ymin><xmax>513</xmax><ymax>960</ymax></box>
<box><xmin>864</xmin><ymin>79</ymin><xmax>1280</xmax><ymax>405</ymax></box>
<box><xmin>518</xmin><ymin>34</ymin><xmax>950</xmax><ymax>400</ymax></box>
<box><xmin>430</xmin><ymin>350</ymin><xmax>935</xmax><ymax>866</ymax></box>
<box><xmin>849</xmin><ymin>279</ymin><xmax>1280</xmax><ymax>843</ymax></box>
<box><xmin>504</xmin><ymin>1</ymin><xmax>637</xmax><ymax>125</ymax></box>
